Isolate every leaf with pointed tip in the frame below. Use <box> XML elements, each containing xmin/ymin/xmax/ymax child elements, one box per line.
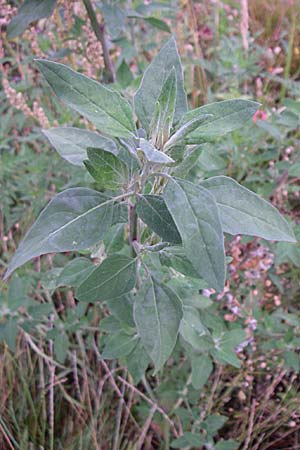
<box><xmin>191</xmin><ymin>353</ymin><xmax>213</xmax><ymax>390</ymax></box>
<box><xmin>56</xmin><ymin>257</ymin><xmax>94</xmax><ymax>288</ymax></box>
<box><xmin>134</xmin><ymin>37</ymin><xmax>187</xmax><ymax>133</ymax></box>
<box><xmin>180</xmin><ymin>306</ymin><xmax>211</xmax><ymax>351</ymax></box>
<box><xmin>134</xmin><ymin>277</ymin><xmax>182</xmax><ymax>372</ymax></box>
<box><xmin>4</xmin><ymin>189</ymin><xmax>124</xmax><ymax>279</ymax></box>
<box><xmin>123</xmin><ymin>339</ymin><xmax>151</xmax><ymax>384</ymax></box>
<box><xmin>139</xmin><ymin>139</ymin><xmax>174</xmax><ymax>165</ymax></box>
<box><xmin>174</xmin><ymin>146</ymin><xmax>203</xmax><ymax>178</ymax></box>
<box><xmin>163</xmin><ymin>178</ymin><xmax>226</xmax><ymax>291</ymax></box>
<box><xmin>35</xmin><ymin>59</ymin><xmax>137</xmax><ymax>138</ymax></box>
<box><xmin>136</xmin><ymin>195</ymin><xmax>181</xmax><ymax>243</ymax></box>
<box><xmin>178</xmin><ymin>99</ymin><xmax>260</xmax><ymax>143</ymax></box>
<box><xmin>7</xmin><ymin>0</ymin><xmax>57</xmax><ymax>38</ymax></box>
<box><xmin>201</xmin><ymin>176</ymin><xmax>296</xmax><ymax>242</ymax></box>
<box><xmin>212</xmin><ymin>329</ymin><xmax>245</xmax><ymax>368</ymax></box>
<box><xmin>43</xmin><ymin>127</ymin><xmax>117</xmax><ymax>166</ymax></box>
<box><xmin>106</xmin><ymin>294</ymin><xmax>135</xmax><ymax>329</ymax></box>
<box><xmin>164</xmin><ymin>115</ymin><xmax>213</xmax><ymax>151</ymax></box>
<box><xmin>159</xmin><ymin>246</ymin><xmax>200</xmax><ymax>278</ymax></box>
<box><xmin>102</xmin><ymin>332</ymin><xmax>139</xmax><ymax>359</ymax></box>
<box><xmin>76</xmin><ymin>254</ymin><xmax>136</xmax><ymax>302</ymax></box>
<box><xmin>150</xmin><ymin>67</ymin><xmax>177</xmax><ymax>147</ymax></box>
<box><xmin>84</xmin><ymin>148</ymin><xmax>128</xmax><ymax>190</ymax></box>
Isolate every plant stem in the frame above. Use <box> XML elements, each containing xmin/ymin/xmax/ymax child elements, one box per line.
<box><xmin>280</xmin><ymin>10</ymin><xmax>297</xmax><ymax>102</ymax></box>
<box><xmin>129</xmin><ymin>200</ymin><xmax>138</xmax><ymax>257</ymax></box>
<box><xmin>186</xmin><ymin>0</ymin><xmax>208</xmax><ymax>106</ymax></box>
<box><xmin>82</xmin><ymin>0</ymin><xmax>116</xmax><ymax>83</ymax></box>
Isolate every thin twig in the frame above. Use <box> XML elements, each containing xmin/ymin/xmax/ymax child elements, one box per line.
<box><xmin>0</xmin><ymin>422</ymin><xmax>16</xmax><ymax>450</ymax></box>
<box><xmin>242</xmin><ymin>399</ymin><xmax>256</xmax><ymax>450</ymax></box>
<box><xmin>136</xmin><ymin>405</ymin><xmax>157</xmax><ymax>450</ymax></box>
<box><xmin>82</xmin><ymin>0</ymin><xmax>116</xmax><ymax>82</ymax></box>
<box><xmin>48</xmin><ymin>314</ymin><xmax>55</xmax><ymax>450</ymax></box>
<box><xmin>112</xmin><ymin>372</ymin><xmax>126</xmax><ymax>450</ymax></box>
<box><xmin>93</xmin><ymin>342</ymin><xmax>141</xmax><ymax>432</ymax></box>
<box><xmin>117</xmin><ymin>376</ymin><xmax>180</xmax><ymax>438</ymax></box>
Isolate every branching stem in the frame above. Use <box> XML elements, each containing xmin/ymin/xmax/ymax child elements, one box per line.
<box><xmin>82</xmin><ymin>0</ymin><xmax>116</xmax><ymax>82</ymax></box>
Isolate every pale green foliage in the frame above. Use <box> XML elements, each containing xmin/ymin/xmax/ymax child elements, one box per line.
<box><xmin>76</xmin><ymin>255</ymin><xmax>136</xmax><ymax>302</ymax></box>
<box><xmin>5</xmin><ymin>37</ymin><xmax>296</xmax><ymax>380</ymax></box>
<box><xmin>43</xmin><ymin>127</ymin><xmax>118</xmax><ymax>166</ymax></box>
<box><xmin>134</xmin><ymin>36</ymin><xmax>187</xmax><ymax>133</ymax></box>
<box><xmin>201</xmin><ymin>176</ymin><xmax>296</xmax><ymax>241</ymax></box>
<box><xmin>164</xmin><ymin>178</ymin><xmax>226</xmax><ymax>291</ymax></box>
<box><xmin>134</xmin><ymin>277</ymin><xmax>183</xmax><ymax>372</ymax></box>
<box><xmin>35</xmin><ymin>59</ymin><xmax>137</xmax><ymax>138</ymax></box>
<box><xmin>7</xmin><ymin>0</ymin><xmax>57</xmax><ymax>38</ymax></box>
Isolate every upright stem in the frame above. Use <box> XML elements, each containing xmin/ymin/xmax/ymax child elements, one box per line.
<box><xmin>82</xmin><ymin>0</ymin><xmax>116</xmax><ymax>82</ymax></box>
<box><xmin>129</xmin><ymin>200</ymin><xmax>138</xmax><ymax>257</ymax></box>
<box><xmin>280</xmin><ymin>10</ymin><xmax>297</xmax><ymax>102</ymax></box>
<box><xmin>186</xmin><ymin>0</ymin><xmax>208</xmax><ymax>106</ymax></box>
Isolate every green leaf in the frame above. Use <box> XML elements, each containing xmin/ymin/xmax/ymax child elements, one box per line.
<box><xmin>116</xmin><ymin>60</ymin><xmax>133</xmax><ymax>88</ymax></box>
<box><xmin>76</xmin><ymin>254</ymin><xmax>136</xmax><ymax>302</ymax></box>
<box><xmin>43</xmin><ymin>127</ymin><xmax>118</xmax><ymax>166</ymax></box>
<box><xmin>180</xmin><ymin>306</ymin><xmax>212</xmax><ymax>351</ymax></box>
<box><xmin>150</xmin><ymin>68</ymin><xmax>177</xmax><ymax>147</ymax></box>
<box><xmin>178</xmin><ymin>99</ymin><xmax>260</xmax><ymax>144</ymax></box>
<box><xmin>139</xmin><ymin>139</ymin><xmax>174</xmax><ymax>165</ymax></box>
<box><xmin>134</xmin><ymin>277</ymin><xmax>182</xmax><ymax>372</ymax></box>
<box><xmin>57</xmin><ymin>258</ymin><xmax>94</xmax><ymax>288</ymax></box>
<box><xmin>5</xmin><ymin>189</ymin><xmax>122</xmax><ymax>279</ymax></box>
<box><xmin>215</xmin><ymin>440</ymin><xmax>239</xmax><ymax>450</ymax></box>
<box><xmin>164</xmin><ymin>115</ymin><xmax>213</xmax><ymax>151</ymax></box>
<box><xmin>191</xmin><ymin>353</ymin><xmax>213</xmax><ymax>390</ymax></box>
<box><xmin>123</xmin><ymin>340</ymin><xmax>151</xmax><ymax>384</ymax></box>
<box><xmin>52</xmin><ymin>330</ymin><xmax>69</xmax><ymax>363</ymax></box>
<box><xmin>134</xmin><ymin>37</ymin><xmax>187</xmax><ymax>134</ymax></box>
<box><xmin>0</xmin><ymin>319</ymin><xmax>19</xmax><ymax>352</ymax></box>
<box><xmin>201</xmin><ymin>176</ymin><xmax>296</xmax><ymax>242</ymax></box>
<box><xmin>159</xmin><ymin>246</ymin><xmax>200</xmax><ymax>277</ymax></box>
<box><xmin>106</xmin><ymin>294</ymin><xmax>135</xmax><ymax>329</ymax></box>
<box><xmin>143</xmin><ymin>16</ymin><xmax>171</xmax><ymax>33</ymax></box>
<box><xmin>7</xmin><ymin>0</ymin><xmax>57</xmax><ymax>38</ymax></box>
<box><xmin>284</xmin><ymin>351</ymin><xmax>300</xmax><ymax>372</ymax></box>
<box><xmin>174</xmin><ymin>146</ymin><xmax>203</xmax><ymax>178</ymax></box>
<box><xmin>84</xmin><ymin>148</ymin><xmax>128</xmax><ymax>190</ymax></box>
<box><xmin>102</xmin><ymin>332</ymin><xmax>138</xmax><ymax>359</ymax></box>
<box><xmin>212</xmin><ymin>329</ymin><xmax>245</xmax><ymax>368</ymax></box>
<box><xmin>202</xmin><ymin>414</ymin><xmax>228</xmax><ymax>437</ymax></box>
<box><xmin>136</xmin><ymin>195</ymin><xmax>181</xmax><ymax>243</ymax></box>
<box><xmin>171</xmin><ymin>432</ymin><xmax>205</xmax><ymax>448</ymax></box>
<box><xmin>35</xmin><ymin>59</ymin><xmax>137</xmax><ymax>138</ymax></box>
<box><xmin>163</xmin><ymin>178</ymin><xmax>226</xmax><ymax>291</ymax></box>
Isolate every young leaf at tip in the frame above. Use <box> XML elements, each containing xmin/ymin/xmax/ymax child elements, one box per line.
<box><xmin>84</xmin><ymin>147</ymin><xmax>128</xmax><ymax>190</ymax></box>
<box><xmin>134</xmin><ymin>36</ymin><xmax>187</xmax><ymax>134</ymax></box>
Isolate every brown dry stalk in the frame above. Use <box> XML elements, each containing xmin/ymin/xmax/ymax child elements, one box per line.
<box><xmin>93</xmin><ymin>342</ymin><xmax>141</xmax><ymax>432</ymax></box>
<box><xmin>117</xmin><ymin>376</ymin><xmax>180</xmax><ymax>438</ymax></box>
<box><xmin>242</xmin><ymin>398</ymin><xmax>256</xmax><ymax>450</ymax></box>
<box><xmin>241</xmin><ymin>0</ymin><xmax>249</xmax><ymax>52</ymax></box>
<box><xmin>0</xmin><ymin>422</ymin><xmax>15</xmax><ymax>450</ymax></box>
<box><xmin>136</xmin><ymin>404</ymin><xmax>157</xmax><ymax>450</ymax></box>
<box><xmin>186</xmin><ymin>0</ymin><xmax>208</xmax><ymax>105</ymax></box>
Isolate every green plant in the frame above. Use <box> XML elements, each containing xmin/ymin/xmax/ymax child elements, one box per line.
<box><xmin>4</xmin><ymin>37</ymin><xmax>296</xmax><ymax>385</ymax></box>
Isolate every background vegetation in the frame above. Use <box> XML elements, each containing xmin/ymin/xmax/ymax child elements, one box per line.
<box><xmin>1</xmin><ymin>0</ymin><xmax>300</xmax><ymax>449</ymax></box>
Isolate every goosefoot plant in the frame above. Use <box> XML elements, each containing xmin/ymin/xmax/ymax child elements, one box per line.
<box><xmin>5</xmin><ymin>38</ymin><xmax>296</xmax><ymax>382</ymax></box>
